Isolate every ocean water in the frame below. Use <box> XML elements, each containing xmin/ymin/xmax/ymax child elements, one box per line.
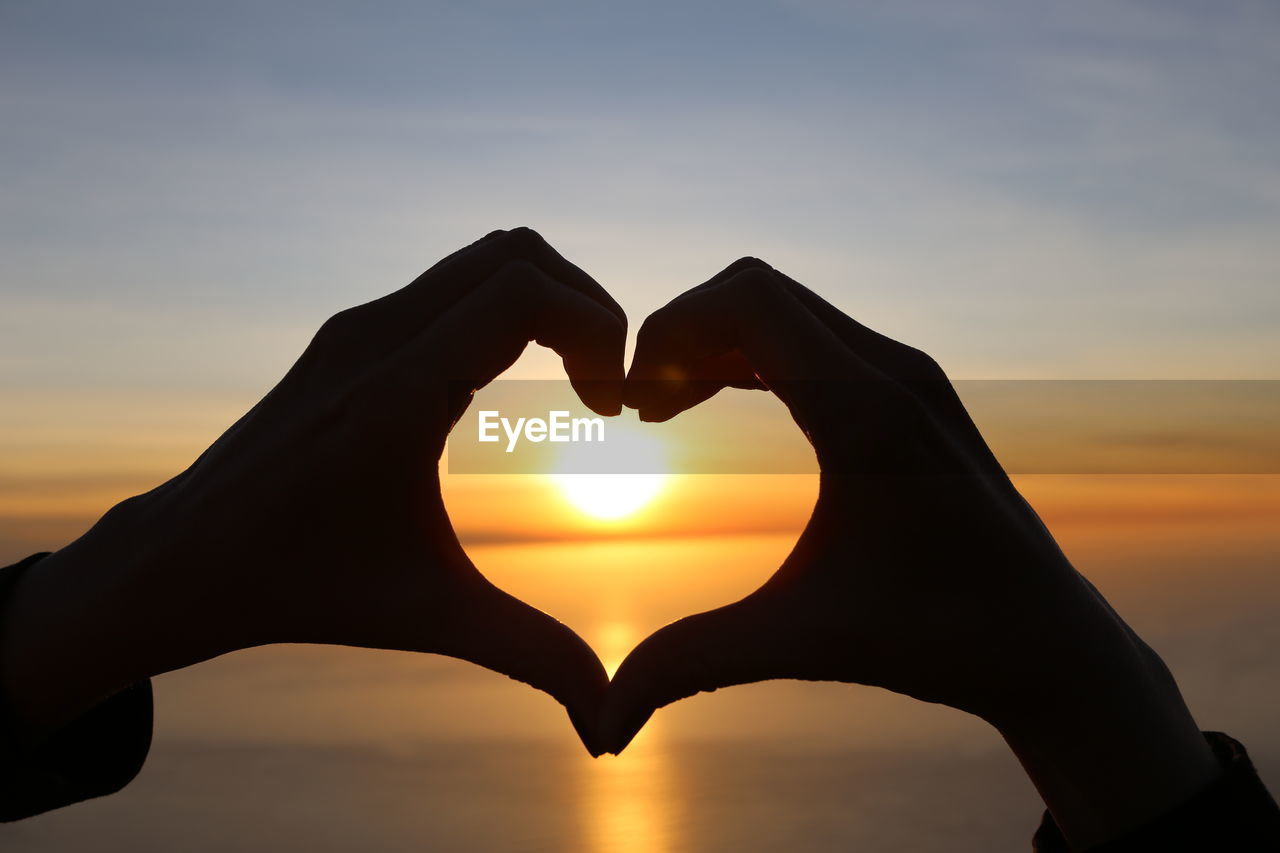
<box><xmin>2</xmin><ymin>515</ymin><xmax>1278</xmax><ymax>852</ymax></box>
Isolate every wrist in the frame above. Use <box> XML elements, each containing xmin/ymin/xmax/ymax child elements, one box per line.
<box><xmin>995</xmin><ymin>638</ymin><xmax>1219</xmax><ymax>849</ymax></box>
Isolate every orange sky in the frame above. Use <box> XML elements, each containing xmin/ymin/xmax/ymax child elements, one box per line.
<box><xmin>4</xmin><ymin>370</ymin><xmax>1280</xmax><ymax>557</ymax></box>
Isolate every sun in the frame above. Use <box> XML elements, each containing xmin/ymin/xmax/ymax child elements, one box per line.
<box><xmin>549</xmin><ymin>426</ymin><xmax>668</xmax><ymax>521</ymax></box>
<box><xmin>552</xmin><ymin>473</ymin><xmax>666</xmax><ymax>520</ymax></box>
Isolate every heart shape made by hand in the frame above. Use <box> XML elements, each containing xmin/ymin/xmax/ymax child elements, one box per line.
<box><xmin>434</xmin><ymin>243</ymin><xmax>1101</xmax><ymax>763</ymax></box>
<box><xmin>68</xmin><ymin>228</ymin><xmax>1123</xmax><ymax>770</ymax></box>
<box><xmin>7</xmin><ymin>229</ymin><xmax>1222</xmax><ymax>849</ymax></box>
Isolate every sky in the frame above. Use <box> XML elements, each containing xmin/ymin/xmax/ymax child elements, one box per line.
<box><xmin>4</xmin><ymin>0</ymin><xmax>1280</xmax><ymax>381</ymax></box>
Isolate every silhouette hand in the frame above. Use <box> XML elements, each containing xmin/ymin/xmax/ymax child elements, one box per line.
<box><xmin>602</xmin><ymin>258</ymin><xmax>1218</xmax><ymax>845</ymax></box>
<box><xmin>3</xmin><ymin>228</ymin><xmax>621</xmax><ymax>754</ymax></box>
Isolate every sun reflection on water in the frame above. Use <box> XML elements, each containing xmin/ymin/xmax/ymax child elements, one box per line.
<box><xmin>583</xmin><ymin>722</ymin><xmax>678</xmax><ymax>853</ymax></box>
<box><xmin>581</xmin><ymin>618</ymin><xmax>678</xmax><ymax>852</ymax></box>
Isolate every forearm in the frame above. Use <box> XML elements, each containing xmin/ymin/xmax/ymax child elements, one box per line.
<box><xmin>0</xmin><ymin>500</ymin><xmax>239</xmax><ymax>743</ymax></box>
<box><xmin>995</xmin><ymin>628</ymin><xmax>1220</xmax><ymax>849</ymax></box>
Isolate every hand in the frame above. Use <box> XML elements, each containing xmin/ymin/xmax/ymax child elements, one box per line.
<box><xmin>602</xmin><ymin>258</ymin><xmax>1219</xmax><ymax>846</ymax></box>
<box><xmin>1</xmin><ymin>228</ymin><xmax>622</xmax><ymax>754</ymax></box>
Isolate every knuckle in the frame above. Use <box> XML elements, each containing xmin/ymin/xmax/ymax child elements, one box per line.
<box><xmin>730</xmin><ymin>255</ymin><xmax>772</xmax><ymax>274</ymax></box>
<box><xmin>898</xmin><ymin>345</ymin><xmax>947</xmax><ymax>380</ymax></box>
<box><xmin>316</xmin><ymin>305</ymin><xmax>367</xmax><ymax>341</ymax></box>
<box><xmin>501</xmin><ymin>225</ymin><xmax>548</xmax><ymax>255</ymax></box>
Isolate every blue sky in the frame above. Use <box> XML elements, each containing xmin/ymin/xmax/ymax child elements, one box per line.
<box><xmin>3</xmin><ymin>0</ymin><xmax>1278</xmax><ymax>400</ymax></box>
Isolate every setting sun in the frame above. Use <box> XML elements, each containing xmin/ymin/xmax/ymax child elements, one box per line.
<box><xmin>552</xmin><ymin>473</ymin><xmax>666</xmax><ymax>520</ymax></box>
<box><xmin>549</xmin><ymin>426</ymin><xmax>669</xmax><ymax>520</ymax></box>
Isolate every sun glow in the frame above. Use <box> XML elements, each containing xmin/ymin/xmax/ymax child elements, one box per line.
<box><xmin>549</xmin><ymin>426</ymin><xmax>668</xmax><ymax>520</ymax></box>
<box><xmin>553</xmin><ymin>474</ymin><xmax>666</xmax><ymax>520</ymax></box>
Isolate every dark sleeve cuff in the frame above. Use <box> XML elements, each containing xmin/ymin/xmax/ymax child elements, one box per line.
<box><xmin>0</xmin><ymin>552</ymin><xmax>155</xmax><ymax>822</ymax></box>
<box><xmin>1032</xmin><ymin>731</ymin><xmax>1280</xmax><ymax>852</ymax></box>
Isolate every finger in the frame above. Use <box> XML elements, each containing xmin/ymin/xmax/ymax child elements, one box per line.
<box><xmin>408</xmin><ymin>259</ymin><xmax>627</xmax><ymax>416</ymax></box>
<box><xmin>680</xmin><ymin>257</ymin><xmax>940</xmax><ymax>384</ymax></box>
<box><xmin>614</xmin><ymin>256</ymin><xmax>771</xmax><ymax>396</ymax></box>
<box><xmin>341</xmin><ymin>228</ymin><xmax>626</xmax><ymax>358</ymax></box>
<box><xmin>397</xmin><ymin>226</ymin><xmax>624</xmax><ymax>328</ymax></box>
<box><xmin>767</xmin><ymin>269</ymin><xmax>1003</xmax><ymax>472</ymax></box>
<box><xmin>511</xmin><ymin>227</ymin><xmax>628</xmax><ymax>327</ymax></box>
<box><xmin>680</xmin><ymin>255</ymin><xmax>774</xmax><ymax>297</ymax></box>
<box><xmin>624</xmin><ymin>266</ymin><xmax>879</xmax><ymax>427</ymax></box>
<box><xmin>614</xmin><ymin>256</ymin><xmax>772</xmax><ymax>415</ymax></box>
<box><xmin>625</xmin><ymin>349</ymin><xmax>766</xmax><ymax>421</ymax></box>
<box><xmin>419</xmin><ymin>228</ymin><xmax>509</xmax><ymax>278</ymax></box>
<box><xmin>600</xmin><ymin>596</ymin><xmax>788</xmax><ymax>754</ymax></box>
<box><xmin>691</xmin><ymin>350</ymin><xmax>768</xmax><ymax>391</ymax></box>
<box><xmin>677</xmin><ymin>256</ymin><xmax>943</xmax><ymax>387</ymax></box>
<box><xmin>771</xmin><ymin>271</ymin><xmax>941</xmax><ymax>380</ymax></box>
<box><xmin>302</xmin><ymin>229</ymin><xmax>512</xmax><ymax>369</ymax></box>
<box><xmin>443</xmin><ymin>581</ymin><xmax>611</xmax><ymax>756</ymax></box>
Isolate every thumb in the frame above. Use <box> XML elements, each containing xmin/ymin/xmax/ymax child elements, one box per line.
<box><xmin>442</xmin><ymin>580</ymin><xmax>611</xmax><ymax>756</ymax></box>
<box><xmin>599</xmin><ymin>594</ymin><xmax>788</xmax><ymax>754</ymax></box>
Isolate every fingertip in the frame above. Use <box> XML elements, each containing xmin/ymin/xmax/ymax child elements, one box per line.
<box><xmin>609</xmin><ymin>729</ymin><xmax>641</xmax><ymax>756</ymax></box>
<box><xmin>637</xmin><ymin>408</ymin><xmax>675</xmax><ymax>423</ymax></box>
<box><xmin>621</xmin><ymin>381</ymin><xmax>646</xmax><ymax>412</ymax></box>
<box><xmin>568</xmin><ymin>375</ymin><xmax>625</xmax><ymax>418</ymax></box>
<box><xmin>599</xmin><ymin>701</ymin><xmax>653</xmax><ymax>756</ymax></box>
<box><xmin>567</xmin><ymin>703</ymin><xmax>608</xmax><ymax>758</ymax></box>
<box><xmin>598</xmin><ymin>660</ymin><xmax>654</xmax><ymax>754</ymax></box>
<box><xmin>634</xmin><ymin>390</ymin><xmax>699</xmax><ymax>422</ymax></box>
